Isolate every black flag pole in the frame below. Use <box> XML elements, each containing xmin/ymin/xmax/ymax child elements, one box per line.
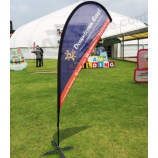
<box><xmin>57</xmin><ymin>55</ymin><xmax>60</xmax><ymax>147</ymax></box>
<box><xmin>42</xmin><ymin>52</ymin><xmax>74</xmax><ymax>157</ymax></box>
<box><xmin>42</xmin><ymin>44</ymin><xmax>74</xmax><ymax>158</ymax></box>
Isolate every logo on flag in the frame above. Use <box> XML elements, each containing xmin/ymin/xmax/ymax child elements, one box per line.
<box><xmin>65</xmin><ymin>49</ymin><xmax>76</xmax><ymax>61</ymax></box>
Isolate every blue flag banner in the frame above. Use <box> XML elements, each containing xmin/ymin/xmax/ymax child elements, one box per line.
<box><xmin>58</xmin><ymin>1</ymin><xmax>112</xmax><ymax>108</ymax></box>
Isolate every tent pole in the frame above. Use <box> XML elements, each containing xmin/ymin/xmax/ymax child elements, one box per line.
<box><xmin>123</xmin><ymin>36</ymin><xmax>124</xmax><ymax>60</ymax></box>
<box><xmin>138</xmin><ymin>39</ymin><xmax>139</xmax><ymax>52</ymax></box>
<box><xmin>29</xmin><ymin>47</ymin><xmax>31</xmax><ymax>59</ymax></box>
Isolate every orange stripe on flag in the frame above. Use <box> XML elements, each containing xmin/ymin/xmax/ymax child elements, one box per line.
<box><xmin>60</xmin><ymin>18</ymin><xmax>110</xmax><ymax>108</ymax></box>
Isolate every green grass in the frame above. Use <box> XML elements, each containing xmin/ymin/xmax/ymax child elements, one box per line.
<box><xmin>10</xmin><ymin>59</ymin><xmax>148</xmax><ymax>158</ymax></box>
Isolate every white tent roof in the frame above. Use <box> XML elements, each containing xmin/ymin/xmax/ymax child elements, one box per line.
<box><xmin>10</xmin><ymin>1</ymin><xmax>146</xmax><ymax>48</ymax></box>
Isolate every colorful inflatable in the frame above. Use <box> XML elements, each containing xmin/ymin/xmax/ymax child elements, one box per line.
<box><xmin>96</xmin><ymin>46</ymin><xmax>105</xmax><ymax>56</ymax></box>
<box><xmin>82</xmin><ymin>47</ymin><xmax>114</xmax><ymax>69</ymax></box>
<box><xmin>10</xmin><ymin>49</ymin><xmax>28</xmax><ymax>71</ymax></box>
<box><xmin>134</xmin><ymin>49</ymin><xmax>148</xmax><ymax>83</ymax></box>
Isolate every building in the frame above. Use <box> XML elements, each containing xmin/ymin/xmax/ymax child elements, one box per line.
<box><xmin>99</xmin><ymin>25</ymin><xmax>148</xmax><ymax>60</ymax></box>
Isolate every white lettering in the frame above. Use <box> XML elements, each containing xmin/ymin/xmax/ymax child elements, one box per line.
<box><xmin>92</xmin><ymin>8</ymin><xmax>101</xmax><ymax>22</ymax></box>
<box><xmin>74</xmin><ymin>44</ymin><xmax>78</xmax><ymax>49</ymax></box>
<box><xmin>93</xmin><ymin>63</ymin><xmax>97</xmax><ymax>68</ymax></box>
<box><xmin>73</xmin><ymin>22</ymin><xmax>93</xmax><ymax>50</ymax></box>
<box><xmin>98</xmin><ymin>57</ymin><xmax>103</xmax><ymax>61</ymax></box>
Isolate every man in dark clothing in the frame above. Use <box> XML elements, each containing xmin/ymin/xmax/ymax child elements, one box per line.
<box><xmin>39</xmin><ymin>46</ymin><xmax>44</xmax><ymax>66</ymax></box>
<box><xmin>31</xmin><ymin>45</ymin><xmax>43</xmax><ymax>67</ymax></box>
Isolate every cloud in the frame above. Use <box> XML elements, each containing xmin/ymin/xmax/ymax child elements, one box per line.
<box><xmin>18</xmin><ymin>5</ymin><xmax>30</xmax><ymax>11</ymax></box>
<box><xmin>10</xmin><ymin>5</ymin><xmax>31</xmax><ymax>11</ymax></box>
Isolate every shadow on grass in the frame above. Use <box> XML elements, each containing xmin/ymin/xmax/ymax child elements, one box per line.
<box><xmin>53</xmin><ymin>126</ymin><xmax>91</xmax><ymax>143</ymax></box>
<box><xmin>131</xmin><ymin>81</ymin><xmax>148</xmax><ymax>84</ymax></box>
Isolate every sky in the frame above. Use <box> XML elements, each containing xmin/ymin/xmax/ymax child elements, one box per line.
<box><xmin>10</xmin><ymin>0</ymin><xmax>148</xmax><ymax>30</ymax></box>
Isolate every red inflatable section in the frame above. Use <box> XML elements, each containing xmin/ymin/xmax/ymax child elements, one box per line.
<box><xmin>134</xmin><ymin>49</ymin><xmax>148</xmax><ymax>83</ymax></box>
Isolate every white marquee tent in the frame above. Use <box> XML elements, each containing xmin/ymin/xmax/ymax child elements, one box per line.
<box><xmin>10</xmin><ymin>1</ymin><xmax>147</xmax><ymax>59</ymax></box>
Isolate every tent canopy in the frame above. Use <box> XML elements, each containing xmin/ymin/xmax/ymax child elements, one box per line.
<box><xmin>103</xmin><ymin>38</ymin><xmax>121</xmax><ymax>44</ymax></box>
<box><xmin>102</xmin><ymin>26</ymin><xmax>148</xmax><ymax>41</ymax></box>
<box><xmin>10</xmin><ymin>1</ymin><xmax>147</xmax><ymax>48</ymax></box>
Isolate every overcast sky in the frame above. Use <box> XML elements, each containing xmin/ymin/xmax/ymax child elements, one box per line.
<box><xmin>10</xmin><ymin>0</ymin><xmax>148</xmax><ymax>30</ymax></box>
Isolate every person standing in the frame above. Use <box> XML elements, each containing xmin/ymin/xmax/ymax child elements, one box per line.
<box><xmin>31</xmin><ymin>45</ymin><xmax>42</xmax><ymax>67</ymax></box>
<box><xmin>39</xmin><ymin>46</ymin><xmax>44</xmax><ymax>66</ymax></box>
<box><xmin>57</xmin><ymin>29</ymin><xmax>60</xmax><ymax>37</ymax></box>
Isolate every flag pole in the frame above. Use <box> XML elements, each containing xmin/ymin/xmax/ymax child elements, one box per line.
<box><xmin>56</xmin><ymin>109</ymin><xmax>59</xmax><ymax>148</ymax></box>
<box><xmin>57</xmin><ymin>52</ymin><xmax>60</xmax><ymax>147</ymax></box>
<box><xmin>42</xmin><ymin>51</ymin><xmax>73</xmax><ymax>157</ymax></box>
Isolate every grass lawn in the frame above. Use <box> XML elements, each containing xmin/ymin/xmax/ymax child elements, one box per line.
<box><xmin>10</xmin><ymin>59</ymin><xmax>148</xmax><ymax>158</ymax></box>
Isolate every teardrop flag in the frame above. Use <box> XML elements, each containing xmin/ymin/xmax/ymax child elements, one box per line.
<box><xmin>43</xmin><ymin>1</ymin><xmax>112</xmax><ymax>157</ymax></box>
<box><xmin>58</xmin><ymin>1</ymin><xmax>112</xmax><ymax>110</ymax></box>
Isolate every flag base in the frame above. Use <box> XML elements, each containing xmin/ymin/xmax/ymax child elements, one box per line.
<box><xmin>42</xmin><ymin>140</ymin><xmax>74</xmax><ymax>158</ymax></box>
